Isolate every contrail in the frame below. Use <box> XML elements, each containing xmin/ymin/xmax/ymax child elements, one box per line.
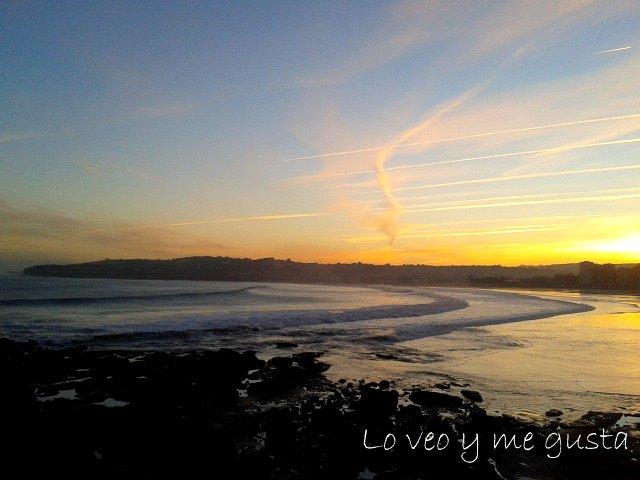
<box><xmin>399</xmin><ymin>186</ymin><xmax>640</xmax><ymax>210</ymax></box>
<box><xmin>87</xmin><ymin>212</ymin><xmax>329</xmax><ymax>233</ymax></box>
<box><xmin>219</xmin><ymin>212</ymin><xmax>328</xmax><ymax>223</ymax></box>
<box><xmin>357</xmin><ymin>187</ymin><xmax>639</xmax><ymax>218</ymax></box>
<box><xmin>402</xmin><ymin>212</ymin><xmax>632</xmax><ymax>230</ymax></box>
<box><xmin>339</xmin><ymin>189</ymin><xmax>640</xmax><ymax>244</ymax></box>
<box><xmin>324</xmin><ymin>211</ymin><xmax>640</xmax><ymax>243</ymax></box>
<box><xmin>277</xmin><ymin>112</ymin><xmax>640</xmax><ymax>164</ymax></box>
<box><xmin>344</xmin><ymin>47</ymin><xmax>528</xmax><ymax>244</ymax></box>
<box><xmin>343</xmin><ymin>164</ymin><xmax>640</xmax><ymax>195</ymax></box>
<box><xmin>329</xmin><ymin>211</ymin><xmax>638</xmax><ymax>242</ymax></box>
<box><xmin>404</xmin><ymin>191</ymin><xmax>640</xmax><ymax>214</ymax></box>
<box><xmin>348</xmin><ymin>224</ymin><xmax>568</xmax><ymax>243</ymax></box>
<box><xmin>291</xmin><ymin>136</ymin><xmax>640</xmax><ymax>180</ymax></box>
<box><xmin>595</xmin><ymin>46</ymin><xmax>633</xmax><ymax>54</ymax></box>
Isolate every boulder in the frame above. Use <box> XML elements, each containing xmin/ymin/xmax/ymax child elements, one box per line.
<box><xmin>461</xmin><ymin>389</ymin><xmax>483</xmax><ymax>403</ymax></box>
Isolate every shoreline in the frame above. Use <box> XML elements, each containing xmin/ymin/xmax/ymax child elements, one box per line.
<box><xmin>13</xmin><ymin>271</ymin><xmax>640</xmax><ymax>296</ymax></box>
<box><xmin>2</xmin><ymin>338</ymin><xmax>638</xmax><ymax>479</ymax></box>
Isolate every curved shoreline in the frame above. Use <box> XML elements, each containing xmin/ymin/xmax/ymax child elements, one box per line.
<box><xmin>388</xmin><ymin>288</ymin><xmax>596</xmax><ymax>342</ymax></box>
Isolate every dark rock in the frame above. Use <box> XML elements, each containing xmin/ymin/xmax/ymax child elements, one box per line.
<box><xmin>578</xmin><ymin>411</ymin><xmax>622</xmax><ymax>427</ymax></box>
<box><xmin>292</xmin><ymin>352</ymin><xmax>329</xmax><ymax>373</ymax></box>
<box><xmin>2</xmin><ymin>338</ymin><xmax>637</xmax><ymax>480</ymax></box>
<box><xmin>375</xmin><ymin>353</ymin><xmax>399</xmax><ymax>360</ymax></box>
<box><xmin>546</xmin><ymin>409</ymin><xmax>563</xmax><ymax>417</ymax></box>
<box><xmin>275</xmin><ymin>341</ymin><xmax>298</xmax><ymax>349</ymax></box>
<box><xmin>359</xmin><ymin>386</ymin><xmax>398</xmax><ymax>418</ymax></box>
<box><xmin>267</xmin><ymin>356</ymin><xmax>293</xmax><ymax>369</ymax></box>
<box><xmin>241</xmin><ymin>350</ymin><xmax>265</xmax><ymax>370</ymax></box>
<box><xmin>460</xmin><ymin>389</ymin><xmax>483</xmax><ymax>402</ymax></box>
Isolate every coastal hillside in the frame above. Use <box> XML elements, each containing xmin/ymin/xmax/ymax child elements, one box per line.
<box><xmin>22</xmin><ymin>256</ymin><xmax>580</xmax><ymax>287</ymax></box>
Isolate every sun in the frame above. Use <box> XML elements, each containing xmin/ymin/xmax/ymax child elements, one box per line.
<box><xmin>567</xmin><ymin>234</ymin><xmax>640</xmax><ymax>262</ymax></box>
<box><xmin>590</xmin><ymin>234</ymin><xmax>640</xmax><ymax>254</ymax></box>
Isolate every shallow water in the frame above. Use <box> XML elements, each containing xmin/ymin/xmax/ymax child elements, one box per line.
<box><xmin>1</xmin><ymin>275</ymin><xmax>637</xmax><ymax>418</ymax></box>
<box><xmin>398</xmin><ymin>290</ymin><xmax>640</xmax><ymax>419</ymax></box>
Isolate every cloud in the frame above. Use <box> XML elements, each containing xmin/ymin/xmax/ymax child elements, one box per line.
<box><xmin>357</xmin><ymin>45</ymin><xmax>528</xmax><ymax>244</ymax></box>
<box><xmin>388</xmin><ymin>164</ymin><xmax>640</xmax><ymax>193</ymax></box>
<box><xmin>287</xmin><ymin>135</ymin><xmax>640</xmax><ymax>180</ymax></box>
<box><xmin>290</xmin><ymin>47</ymin><xmax>640</xmax><ymax>198</ymax></box>
<box><xmin>468</xmin><ymin>0</ymin><xmax>599</xmax><ymax>56</ymax></box>
<box><xmin>286</xmin><ymin>0</ymin><xmax>607</xmax><ymax>88</ymax></box>
<box><xmin>286</xmin><ymin>1</ymin><xmax>465</xmax><ymax>87</ymax></box>
<box><xmin>87</xmin><ymin>212</ymin><xmax>330</xmax><ymax>233</ymax></box>
<box><xmin>0</xmin><ymin>199</ymin><xmax>234</xmax><ymax>264</ymax></box>
<box><xmin>0</xmin><ymin>133</ymin><xmax>42</xmax><ymax>145</ymax></box>
<box><xmin>279</xmin><ymin>112</ymin><xmax>640</xmax><ymax>166</ymax></box>
<box><xmin>404</xmin><ymin>188</ymin><xmax>640</xmax><ymax>214</ymax></box>
<box><xmin>280</xmin><ymin>2</ymin><xmax>640</xmax><ymax>249</ymax></box>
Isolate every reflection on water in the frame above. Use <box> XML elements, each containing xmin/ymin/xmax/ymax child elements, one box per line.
<box><xmin>377</xmin><ymin>291</ymin><xmax>640</xmax><ymax>418</ymax></box>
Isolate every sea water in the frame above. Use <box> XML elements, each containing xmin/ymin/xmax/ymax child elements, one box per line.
<box><xmin>1</xmin><ymin>275</ymin><xmax>638</xmax><ymax>418</ymax></box>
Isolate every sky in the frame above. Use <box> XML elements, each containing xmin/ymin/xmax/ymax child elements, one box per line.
<box><xmin>1</xmin><ymin>0</ymin><xmax>640</xmax><ymax>270</ymax></box>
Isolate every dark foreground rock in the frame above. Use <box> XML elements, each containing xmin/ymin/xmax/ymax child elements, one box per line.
<box><xmin>460</xmin><ymin>389</ymin><xmax>483</xmax><ymax>403</ymax></box>
<box><xmin>1</xmin><ymin>338</ymin><xmax>638</xmax><ymax>479</ymax></box>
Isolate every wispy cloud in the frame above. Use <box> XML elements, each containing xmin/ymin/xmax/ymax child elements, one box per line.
<box><xmin>404</xmin><ymin>189</ymin><xmax>640</xmax><ymax>214</ymax></box>
<box><xmin>363</xmin><ymin>46</ymin><xmax>529</xmax><ymax>244</ymax></box>
<box><xmin>87</xmin><ymin>212</ymin><xmax>329</xmax><ymax>233</ymax></box>
<box><xmin>0</xmin><ymin>133</ymin><xmax>43</xmax><ymax>145</ymax></box>
<box><xmin>342</xmin><ymin>224</ymin><xmax>568</xmax><ymax>244</ymax></box>
<box><xmin>0</xmin><ymin>198</ymin><xmax>234</xmax><ymax>263</ymax></box>
<box><xmin>287</xmin><ymin>0</ymin><xmax>602</xmax><ymax>88</ymax></box>
<box><xmin>399</xmin><ymin>186</ymin><xmax>639</xmax><ymax>209</ymax></box>
<box><xmin>278</xmin><ymin>112</ymin><xmax>640</xmax><ymax>165</ymax></box>
<box><xmin>350</xmin><ymin>164</ymin><xmax>640</xmax><ymax>195</ymax></box>
<box><xmin>292</xmin><ymin>136</ymin><xmax>640</xmax><ymax>181</ymax></box>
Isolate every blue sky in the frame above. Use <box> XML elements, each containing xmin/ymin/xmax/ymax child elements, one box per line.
<box><xmin>2</xmin><ymin>1</ymin><xmax>640</xmax><ymax>269</ymax></box>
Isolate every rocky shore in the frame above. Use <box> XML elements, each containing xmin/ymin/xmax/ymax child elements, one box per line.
<box><xmin>1</xmin><ymin>338</ymin><xmax>638</xmax><ymax>479</ymax></box>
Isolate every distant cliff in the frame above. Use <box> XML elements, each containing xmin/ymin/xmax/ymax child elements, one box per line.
<box><xmin>22</xmin><ymin>256</ymin><xmax>581</xmax><ymax>287</ymax></box>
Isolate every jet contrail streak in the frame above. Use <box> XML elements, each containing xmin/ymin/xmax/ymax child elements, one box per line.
<box><xmin>291</xmin><ymin>137</ymin><xmax>640</xmax><ymax>180</ymax></box>
<box><xmin>218</xmin><ymin>212</ymin><xmax>329</xmax><ymax>223</ymax></box>
<box><xmin>343</xmin><ymin>224</ymin><xmax>567</xmax><ymax>243</ymax></box>
<box><xmin>404</xmin><ymin>191</ymin><xmax>640</xmax><ymax>214</ymax></box>
<box><xmin>342</xmin><ymin>164</ymin><xmax>640</xmax><ymax>195</ymax></box>
<box><xmin>366</xmin><ymin>45</ymin><xmax>526</xmax><ymax>244</ymax></box>
<box><xmin>398</xmin><ymin>186</ymin><xmax>640</xmax><ymax>210</ymax></box>
<box><xmin>277</xmin><ymin>112</ymin><xmax>640</xmax><ymax>164</ymax></box>
<box><xmin>86</xmin><ymin>212</ymin><xmax>329</xmax><ymax>233</ymax></box>
<box><xmin>595</xmin><ymin>46</ymin><xmax>632</xmax><ymax>54</ymax></box>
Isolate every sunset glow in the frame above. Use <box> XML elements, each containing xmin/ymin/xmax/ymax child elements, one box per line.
<box><xmin>1</xmin><ymin>1</ymin><xmax>639</xmax><ymax>269</ymax></box>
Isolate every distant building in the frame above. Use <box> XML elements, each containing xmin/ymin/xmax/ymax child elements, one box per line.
<box><xmin>579</xmin><ymin>261</ymin><xmax>640</xmax><ymax>292</ymax></box>
<box><xmin>579</xmin><ymin>261</ymin><xmax>596</xmax><ymax>288</ymax></box>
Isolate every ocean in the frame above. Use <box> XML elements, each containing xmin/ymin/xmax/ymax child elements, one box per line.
<box><xmin>1</xmin><ymin>275</ymin><xmax>639</xmax><ymax>418</ymax></box>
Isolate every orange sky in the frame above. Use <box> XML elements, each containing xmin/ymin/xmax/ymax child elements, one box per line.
<box><xmin>2</xmin><ymin>1</ymin><xmax>639</xmax><ymax>270</ymax></box>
